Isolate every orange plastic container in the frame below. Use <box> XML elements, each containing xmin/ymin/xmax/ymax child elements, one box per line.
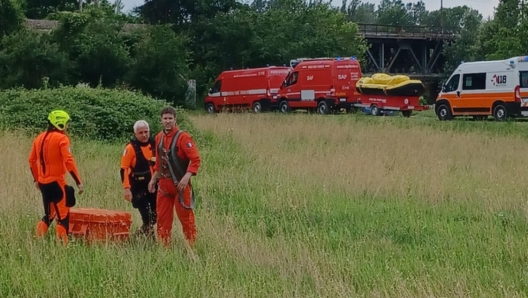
<box><xmin>69</xmin><ymin>207</ymin><xmax>132</xmax><ymax>243</ymax></box>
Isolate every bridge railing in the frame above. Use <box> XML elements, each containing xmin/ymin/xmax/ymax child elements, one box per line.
<box><xmin>356</xmin><ymin>23</ymin><xmax>459</xmax><ymax>39</ymax></box>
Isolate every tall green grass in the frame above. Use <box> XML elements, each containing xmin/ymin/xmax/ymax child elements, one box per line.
<box><xmin>2</xmin><ymin>110</ymin><xmax>528</xmax><ymax>297</ymax></box>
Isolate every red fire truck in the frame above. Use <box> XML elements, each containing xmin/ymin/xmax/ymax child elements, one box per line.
<box><xmin>204</xmin><ymin>66</ymin><xmax>291</xmax><ymax>113</ymax></box>
<box><xmin>275</xmin><ymin>57</ymin><xmax>429</xmax><ymax>117</ymax></box>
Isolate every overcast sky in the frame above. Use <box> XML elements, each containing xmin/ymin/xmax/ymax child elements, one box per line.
<box><xmin>120</xmin><ymin>0</ymin><xmax>499</xmax><ymax>19</ymax></box>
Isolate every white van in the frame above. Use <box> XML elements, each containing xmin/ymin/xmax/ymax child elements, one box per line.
<box><xmin>435</xmin><ymin>56</ymin><xmax>528</xmax><ymax>121</ymax></box>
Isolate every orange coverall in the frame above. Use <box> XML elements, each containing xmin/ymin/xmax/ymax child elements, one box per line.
<box><xmin>28</xmin><ymin>130</ymin><xmax>82</xmax><ymax>244</ymax></box>
<box><xmin>154</xmin><ymin>125</ymin><xmax>201</xmax><ymax>246</ymax></box>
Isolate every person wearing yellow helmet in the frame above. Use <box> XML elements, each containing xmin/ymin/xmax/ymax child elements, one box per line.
<box><xmin>28</xmin><ymin>109</ymin><xmax>85</xmax><ymax>246</ymax></box>
<box><xmin>47</xmin><ymin>110</ymin><xmax>71</xmax><ymax>131</ymax></box>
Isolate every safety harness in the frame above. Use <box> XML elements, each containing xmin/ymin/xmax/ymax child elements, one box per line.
<box><xmin>127</xmin><ymin>137</ymin><xmax>156</xmax><ymax>207</ymax></box>
<box><xmin>158</xmin><ymin>130</ymin><xmax>195</xmax><ymax>210</ymax></box>
<box><xmin>129</xmin><ymin>138</ymin><xmax>156</xmax><ymax>187</ymax></box>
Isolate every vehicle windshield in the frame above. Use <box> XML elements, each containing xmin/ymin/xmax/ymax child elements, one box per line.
<box><xmin>443</xmin><ymin>74</ymin><xmax>460</xmax><ymax>92</ymax></box>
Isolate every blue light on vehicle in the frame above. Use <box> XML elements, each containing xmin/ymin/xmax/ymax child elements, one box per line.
<box><xmin>337</xmin><ymin>56</ymin><xmax>341</xmax><ymax>61</ymax></box>
<box><xmin>351</xmin><ymin>56</ymin><xmax>357</xmax><ymax>60</ymax></box>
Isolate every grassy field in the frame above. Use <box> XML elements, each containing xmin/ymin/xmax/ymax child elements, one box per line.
<box><xmin>2</xmin><ymin>110</ymin><xmax>528</xmax><ymax>297</ymax></box>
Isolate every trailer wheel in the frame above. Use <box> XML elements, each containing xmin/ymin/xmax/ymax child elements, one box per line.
<box><xmin>317</xmin><ymin>101</ymin><xmax>329</xmax><ymax>114</ymax></box>
<box><xmin>253</xmin><ymin>101</ymin><xmax>262</xmax><ymax>113</ymax></box>
<box><xmin>205</xmin><ymin>103</ymin><xmax>215</xmax><ymax>114</ymax></box>
<box><xmin>279</xmin><ymin>100</ymin><xmax>290</xmax><ymax>113</ymax></box>
<box><xmin>370</xmin><ymin>105</ymin><xmax>380</xmax><ymax>116</ymax></box>
<box><xmin>401</xmin><ymin>110</ymin><xmax>412</xmax><ymax>118</ymax></box>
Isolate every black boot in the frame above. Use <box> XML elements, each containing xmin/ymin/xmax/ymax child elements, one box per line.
<box><xmin>133</xmin><ymin>224</ymin><xmax>155</xmax><ymax>240</ymax></box>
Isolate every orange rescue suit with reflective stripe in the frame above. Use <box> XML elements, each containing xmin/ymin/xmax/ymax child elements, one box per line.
<box><xmin>28</xmin><ymin>130</ymin><xmax>82</xmax><ymax>185</ymax></box>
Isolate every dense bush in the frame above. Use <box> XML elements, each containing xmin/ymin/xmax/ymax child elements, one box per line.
<box><xmin>0</xmin><ymin>86</ymin><xmax>194</xmax><ymax>142</ymax></box>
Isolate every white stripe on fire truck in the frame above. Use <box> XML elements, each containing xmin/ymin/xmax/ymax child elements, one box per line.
<box><xmin>220</xmin><ymin>89</ymin><xmax>267</xmax><ymax>96</ymax></box>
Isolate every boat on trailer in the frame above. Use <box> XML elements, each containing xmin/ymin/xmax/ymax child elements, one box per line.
<box><xmin>356</xmin><ymin>73</ymin><xmax>425</xmax><ymax>97</ymax></box>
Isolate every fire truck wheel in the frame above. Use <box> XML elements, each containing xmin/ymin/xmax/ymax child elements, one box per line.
<box><xmin>317</xmin><ymin>101</ymin><xmax>329</xmax><ymax>114</ymax></box>
<box><xmin>206</xmin><ymin>103</ymin><xmax>215</xmax><ymax>114</ymax></box>
<box><xmin>253</xmin><ymin>101</ymin><xmax>262</xmax><ymax>113</ymax></box>
<box><xmin>370</xmin><ymin>105</ymin><xmax>380</xmax><ymax>116</ymax></box>
<box><xmin>279</xmin><ymin>101</ymin><xmax>290</xmax><ymax>113</ymax></box>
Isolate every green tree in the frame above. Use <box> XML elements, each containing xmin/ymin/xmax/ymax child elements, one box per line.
<box><xmin>51</xmin><ymin>8</ymin><xmax>132</xmax><ymax>87</ymax></box>
<box><xmin>134</xmin><ymin>0</ymin><xmax>241</xmax><ymax>27</ymax></box>
<box><xmin>125</xmin><ymin>25</ymin><xmax>192</xmax><ymax>106</ymax></box>
<box><xmin>0</xmin><ymin>29</ymin><xmax>72</xmax><ymax>89</ymax></box>
<box><xmin>376</xmin><ymin>0</ymin><xmax>413</xmax><ymax>26</ymax></box>
<box><xmin>0</xmin><ymin>0</ymin><xmax>24</xmax><ymax>38</ymax></box>
<box><xmin>479</xmin><ymin>0</ymin><xmax>525</xmax><ymax>60</ymax></box>
<box><xmin>442</xmin><ymin>6</ymin><xmax>483</xmax><ymax>74</ymax></box>
<box><xmin>22</xmin><ymin>0</ymin><xmax>78</xmax><ymax>19</ymax></box>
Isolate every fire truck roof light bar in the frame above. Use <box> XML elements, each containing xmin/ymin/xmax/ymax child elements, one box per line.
<box><xmin>289</xmin><ymin>56</ymin><xmax>357</xmax><ymax>67</ymax></box>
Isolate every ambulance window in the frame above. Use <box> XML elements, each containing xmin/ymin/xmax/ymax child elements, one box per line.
<box><xmin>444</xmin><ymin>74</ymin><xmax>460</xmax><ymax>92</ymax></box>
<box><xmin>520</xmin><ymin>71</ymin><xmax>528</xmax><ymax>88</ymax></box>
<box><xmin>462</xmin><ymin>73</ymin><xmax>486</xmax><ymax>90</ymax></box>
<box><xmin>210</xmin><ymin>80</ymin><xmax>221</xmax><ymax>94</ymax></box>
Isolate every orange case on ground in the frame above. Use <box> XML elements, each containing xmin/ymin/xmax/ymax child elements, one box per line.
<box><xmin>69</xmin><ymin>207</ymin><xmax>132</xmax><ymax>243</ymax></box>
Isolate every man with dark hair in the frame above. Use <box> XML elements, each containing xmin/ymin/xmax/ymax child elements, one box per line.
<box><xmin>28</xmin><ymin>110</ymin><xmax>84</xmax><ymax>246</ymax></box>
<box><xmin>120</xmin><ymin>120</ymin><xmax>157</xmax><ymax>239</ymax></box>
<box><xmin>148</xmin><ymin>106</ymin><xmax>201</xmax><ymax>247</ymax></box>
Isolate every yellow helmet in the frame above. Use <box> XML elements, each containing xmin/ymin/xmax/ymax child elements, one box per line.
<box><xmin>48</xmin><ymin>110</ymin><xmax>71</xmax><ymax>131</ymax></box>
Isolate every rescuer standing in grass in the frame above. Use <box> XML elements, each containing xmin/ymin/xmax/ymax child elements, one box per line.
<box><xmin>148</xmin><ymin>107</ymin><xmax>201</xmax><ymax>248</ymax></box>
<box><xmin>120</xmin><ymin>120</ymin><xmax>157</xmax><ymax>239</ymax></box>
<box><xmin>28</xmin><ymin>110</ymin><xmax>84</xmax><ymax>246</ymax></box>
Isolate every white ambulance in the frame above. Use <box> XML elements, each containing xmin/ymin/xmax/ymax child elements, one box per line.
<box><xmin>435</xmin><ymin>56</ymin><xmax>528</xmax><ymax>121</ymax></box>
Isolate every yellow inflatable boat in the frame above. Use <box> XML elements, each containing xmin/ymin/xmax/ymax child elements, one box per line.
<box><xmin>356</xmin><ymin>74</ymin><xmax>425</xmax><ymax>97</ymax></box>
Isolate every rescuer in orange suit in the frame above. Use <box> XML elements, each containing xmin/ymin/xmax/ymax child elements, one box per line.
<box><xmin>28</xmin><ymin>110</ymin><xmax>84</xmax><ymax>245</ymax></box>
<box><xmin>120</xmin><ymin>120</ymin><xmax>157</xmax><ymax>238</ymax></box>
<box><xmin>148</xmin><ymin>106</ymin><xmax>201</xmax><ymax>247</ymax></box>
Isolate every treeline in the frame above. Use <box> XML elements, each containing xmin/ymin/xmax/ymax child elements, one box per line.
<box><xmin>0</xmin><ymin>0</ymin><xmax>526</xmax><ymax>108</ymax></box>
